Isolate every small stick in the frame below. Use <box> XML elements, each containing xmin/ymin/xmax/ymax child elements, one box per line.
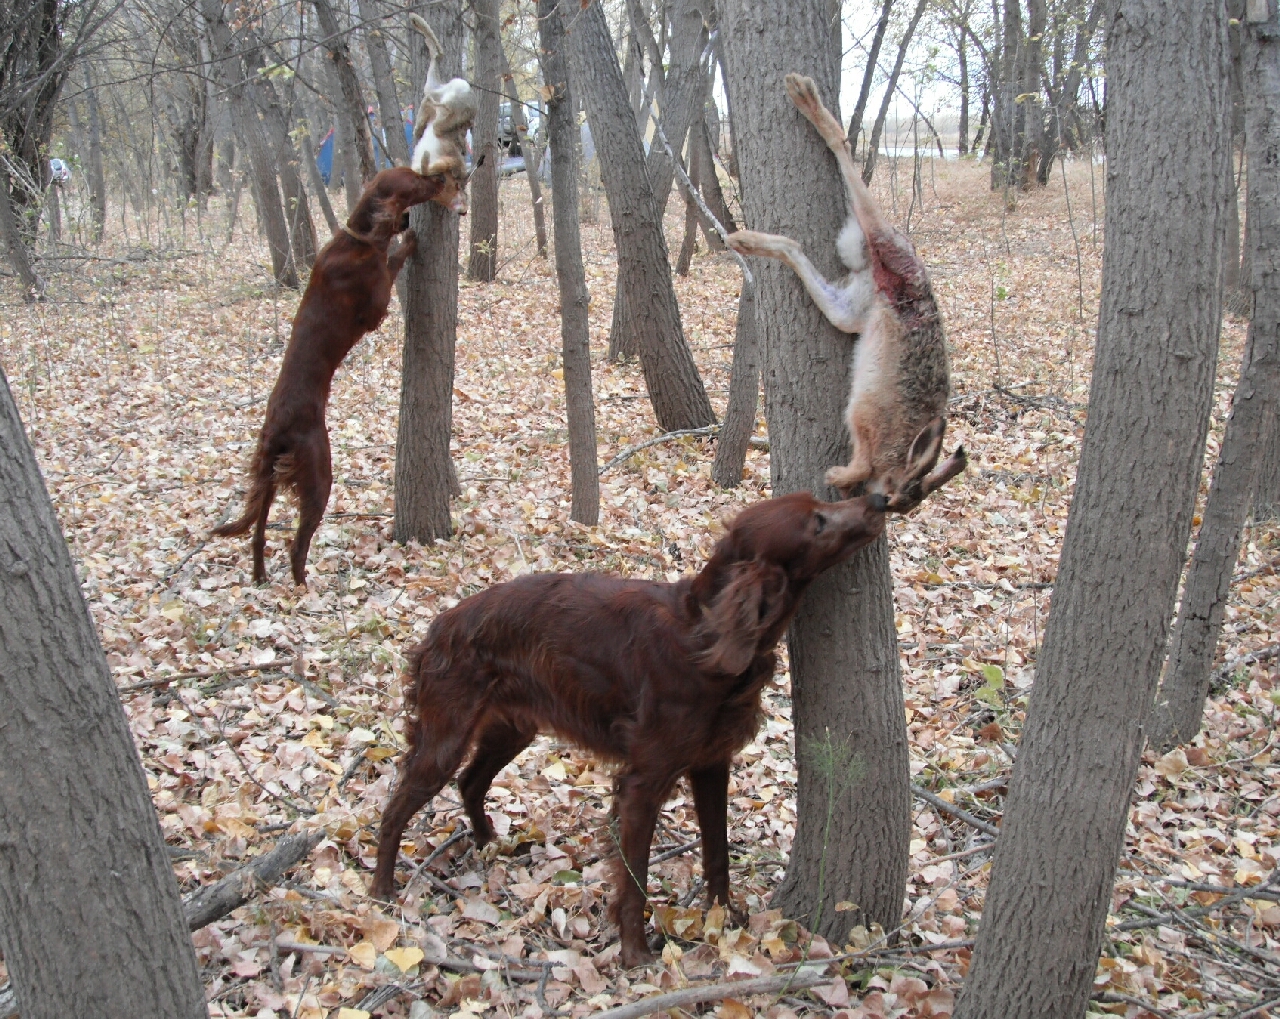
<box><xmin>590</xmin><ymin>966</ymin><xmax>832</xmax><ymax>1019</ymax></box>
<box><xmin>116</xmin><ymin>660</ymin><xmax>286</xmax><ymax>695</ymax></box>
<box><xmin>599</xmin><ymin>425</ymin><xmax>718</xmax><ymax>477</ymax></box>
<box><xmin>911</xmin><ymin>784</ymin><xmax>1001</xmax><ymax>837</ymax></box>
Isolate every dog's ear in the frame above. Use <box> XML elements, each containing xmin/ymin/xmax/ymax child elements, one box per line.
<box><xmin>697</xmin><ymin>560</ymin><xmax>790</xmax><ymax>675</ymax></box>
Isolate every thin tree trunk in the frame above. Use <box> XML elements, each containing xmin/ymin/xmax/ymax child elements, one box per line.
<box><xmin>538</xmin><ymin>0</ymin><xmax>599</xmax><ymax>525</ymax></box>
<box><xmin>312</xmin><ymin>0</ymin><xmax>376</xmax><ymax>184</ymax></box>
<box><xmin>695</xmin><ymin>118</ymin><xmax>734</xmax><ymax>240</ymax></box>
<box><xmin>957</xmin><ymin>29</ymin><xmax>970</xmax><ymax>155</ymax></box>
<box><xmin>863</xmin><ymin>0</ymin><xmax>929</xmax><ymax>185</ymax></box>
<box><xmin>567</xmin><ymin>0</ymin><xmax>716</xmax><ymax>431</ymax></box>
<box><xmin>1147</xmin><ymin>10</ymin><xmax>1280</xmax><ymax>752</ymax></box>
<box><xmin>300</xmin><ymin>116</ymin><xmax>340</xmax><ymax>235</ymax></box>
<box><xmin>395</xmin><ymin>4</ymin><xmax>464</xmax><ymax>544</ymax></box>
<box><xmin>468</xmin><ymin>0</ymin><xmax>502</xmax><ymax>282</ymax></box>
<box><xmin>719</xmin><ymin>0</ymin><xmax>910</xmax><ymax>942</ymax></box>
<box><xmin>499</xmin><ymin>43</ymin><xmax>548</xmax><ymax>256</ymax></box>
<box><xmin>357</xmin><ymin>0</ymin><xmax>410</xmax><ymax>167</ymax></box>
<box><xmin>711</xmin><ymin>274</ymin><xmax>759</xmax><ymax>488</ymax></box>
<box><xmin>83</xmin><ymin>64</ymin><xmax>107</xmax><ymax>242</ymax></box>
<box><xmin>953</xmin><ymin>3</ymin><xmax>1231</xmax><ymax>1015</ymax></box>
<box><xmin>849</xmin><ymin>0</ymin><xmax>895</xmax><ymax>151</ymax></box>
<box><xmin>675</xmin><ymin>151</ymin><xmax>700</xmax><ymax>275</ymax></box>
<box><xmin>0</xmin><ymin>367</ymin><xmax>206</xmax><ymax>1019</ymax></box>
<box><xmin>610</xmin><ymin>0</ymin><xmax>708</xmax><ymax>359</ymax></box>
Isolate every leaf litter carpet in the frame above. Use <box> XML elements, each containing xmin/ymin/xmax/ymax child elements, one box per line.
<box><xmin>1</xmin><ymin>159</ymin><xmax>1278</xmax><ymax>1017</ymax></box>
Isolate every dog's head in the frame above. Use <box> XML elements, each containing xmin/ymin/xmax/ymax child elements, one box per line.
<box><xmin>692</xmin><ymin>493</ymin><xmax>886</xmax><ymax>674</ymax></box>
<box><xmin>350</xmin><ymin>167</ymin><xmax>449</xmax><ymax>238</ymax></box>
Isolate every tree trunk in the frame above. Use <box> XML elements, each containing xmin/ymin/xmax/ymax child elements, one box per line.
<box><xmin>1254</xmin><ymin>409</ymin><xmax>1280</xmax><ymax>520</ymax></box>
<box><xmin>566</xmin><ymin>0</ymin><xmax>716</xmax><ymax>431</ymax></box>
<box><xmin>863</xmin><ymin>0</ymin><xmax>930</xmax><ymax>185</ymax></box>
<box><xmin>467</xmin><ymin>0</ymin><xmax>502</xmax><ymax>282</ymax></box>
<box><xmin>538</xmin><ymin>0</ymin><xmax>600</xmax><ymax>525</ymax></box>
<box><xmin>1019</xmin><ymin>0</ymin><xmax>1047</xmax><ymax>185</ymax></box>
<box><xmin>200</xmin><ymin>0</ymin><xmax>299</xmax><ymax>288</ymax></box>
<box><xmin>300</xmin><ymin>115</ymin><xmax>340</xmax><ymax>235</ymax></box>
<box><xmin>0</xmin><ymin>367</ymin><xmax>206</xmax><ymax>1019</ymax></box>
<box><xmin>83</xmin><ymin>64</ymin><xmax>107</xmax><ymax>242</ymax></box>
<box><xmin>990</xmin><ymin>0</ymin><xmax>1025</xmax><ymax>190</ymax></box>
<box><xmin>499</xmin><ymin>43</ymin><xmax>548</xmax><ymax>257</ymax></box>
<box><xmin>957</xmin><ymin>27</ymin><xmax>970</xmax><ymax>155</ymax></box>
<box><xmin>719</xmin><ymin>0</ymin><xmax>911</xmax><ymax>942</ymax></box>
<box><xmin>711</xmin><ymin>274</ymin><xmax>760</xmax><ymax>489</ymax></box>
<box><xmin>357</xmin><ymin>0</ymin><xmax>411</xmax><ymax>167</ymax></box>
<box><xmin>1147</xmin><ymin>9</ymin><xmax>1280</xmax><ymax>752</ymax></box>
<box><xmin>849</xmin><ymin>0</ymin><xmax>895</xmax><ymax>151</ymax></box>
<box><xmin>0</xmin><ymin>162</ymin><xmax>43</xmax><ymax>300</ymax></box>
<box><xmin>610</xmin><ymin>0</ymin><xmax>708</xmax><ymax>359</ymax></box>
<box><xmin>675</xmin><ymin>151</ymin><xmax>700</xmax><ymax>275</ymax></box>
<box><xmin>312</xmin><ymin>0</ymin><xmax>376</xmax><ymax>185</ymax></box>
<box><xmin>695</xmin><ymin>116</ymin><xmax>733</xmax><ymax>245</ymax></box>
<box><xmin>953</xmin><ymin>4</ymin><xmax>1231</xmax><ymax>1016</ymax></box>
<box><xmin>395</xmin><ymin>4</ymin><xmax>464</xmax><ymax>544</ymax></box>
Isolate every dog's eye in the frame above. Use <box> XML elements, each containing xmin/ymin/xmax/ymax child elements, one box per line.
<box><xmin>813</xmin><ymin>512</ymin><xmax>827</xmax><ymax>534</ymax></box>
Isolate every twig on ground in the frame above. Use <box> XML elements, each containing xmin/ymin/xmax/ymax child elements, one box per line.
<box><xmin>590</xmin><ymin>966</ymin><xmax>832</xmax><ymax>1019</ymax></box>
<box><xmin>116</xmin><ymin>659</ymin><xmax>286</xmax><ymax>694</ymax></box>
<box><xmin>599</xmin><ymin>425</ymin><xmax>718</xmax><ymax>476</ymax></box>
<box><xmin>184</xmin><ymin>831</ymin><xmax>322</xmax><ymax>930</ymax></box>
<box><xmin>911</xmin><ymin>784</ymin><xmax>1002</xmax><ymax>837</ymax></box>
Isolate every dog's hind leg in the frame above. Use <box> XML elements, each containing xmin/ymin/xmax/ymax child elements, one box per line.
<box><xmin>250</xmin><ymin>473</ymin><xmax>277</xmax><ymax>585</ymax></box>
<box><xmin>689</xmin><ymin>762</ymin><xmax>740</xmax><ymax>921</ymax></box>
<box><xmin>457</xmin><ymin>717</ymin><xmax>536</xmax><ymax>846</ymax></box>
<box><xmin>289</xmin><ymin>432</ymin><xmax>332</xmax><ymax>587</ymax></box>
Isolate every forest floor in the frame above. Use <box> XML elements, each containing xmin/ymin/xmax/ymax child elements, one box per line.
<box><xmin>2</xmin><ymin>156</ymin><xmax>1278</xmax><ymax>1018</ymax></box>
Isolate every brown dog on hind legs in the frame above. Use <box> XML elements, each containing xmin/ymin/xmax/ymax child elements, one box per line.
<box><xmin>365</xmin><ymin>492</ymin><xmax>951</xmax><ymax>967</ymax></box>
<box><xmin>213</xmin><ymin>167</ymin><xmax>458</xmax><ymax>586</ymax></box>
<box><xmin>727</xmin><ymin>74</ymin><xmax>965</xmax><ymax>510</ymax></box>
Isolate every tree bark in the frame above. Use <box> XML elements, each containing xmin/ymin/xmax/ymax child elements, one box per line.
<box><xmin>719</xmin><ymin>0</ymin><xmax>911</xmax><ymax>942</ymax></box>
<box><xmin>0</xmin><ymin>161</ymin><xmax>43</xmax><ymax>300</ymax></box>
<box><xmin>849</xmin><ymin>0</ymin><xmax>895</xmax><ymax>151</ymax></box>
<box><xmin>953</xmin><ymin>3</ymin><xmax>1231</xmax><ymax>1016</ymax></box>
<box><xmin>695</xmin><ymin>116</ymin><xmax>734</xmax><ymax>244</ymax></box>
<box><xmin>1254</xmin><ymin>411</ymin><xmax>1280</xmax><ymax>520</ymax></box>
<box><xmin>0</xmin><ymin>366</ymin><xmax>206</xmax><ymax>1019</ymax></box>
<box><xmin>1147</xmin><ymin>9</ymin><xmax>1280</xmax><ymax>752</ymax></box>
<box><xmin>467</xmin><ymin>0</ymin><xmax>502</xmax><ymax>282</ymax></box>
<box><xmin>499</xmin><ymin>43</ymin><xmax>548</xmax><ymax>257</ymax></box>
<box><xmin>394</xmin><ymin>3</ymin><xmax>464</xmax><ymax>544</ymax></box>
<box><xmin>357</xmin><ymin>0</ymin><xmax>411</xmax><ymax>167</ymax></box>
<box><xmin>312</xmin><ymin>0</ymin><xmax>376</xmax><ymax>185</ymax></box>
<box><xmin>863</xmin><ymin>0</ymin><xmax>930</xmax><ymax>185</ymax></box>
<box><xmin>566</xmin><ymin>0</ymin><xmax>716</xmax><ymax>431</ymax></box>
<box><xmin>538</xmin><ymin>0</ymin><xmax>600</xmax><ymax>525</ymax></box>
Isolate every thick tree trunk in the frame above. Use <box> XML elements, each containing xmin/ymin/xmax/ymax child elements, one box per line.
<box><xmin>953</xmin><ymin>4</ymin><xmax>1231</xmax><ymax>1016</ymax></box>
<box><xmin>1255</xmin><ymin>412</ymin><xmax>1280</xmax><ymax>520</ymax></box>
<box><xmin>719</xmin><ymin>0</ymin><xmax>911</xmax><ymax>941</ymax></box>
<box><xmin>395</xmin><ymin>4</ymin><xmax>464</xmax><ymax>544</ymax></box>
<box><xmin>538</xmin><ymin>0</ymin><xmax>600</xmax><ymax>525</ymax></box>
<box><xmin>499</xmin><ymin>44</ymin><xmax>548</xmax><ymax>257</ymax></box>
<box><xmin>467</xmin><ymin>0</ymin><xmax>502</xmax><ymax>282</ymax></box>
<box><xmin>0</xmin><ymin>162</ymin><xmax>43</xmax><ymax>300</ymax></box>
<box><xmin>849</xmin><ymin>0</ymin><xmax>895</xmax><ymax>150</ymax></box>
<box><xmin>711</xmin><ymin>274</ymin><xmax>759</xmax><ymax>489</ymax></box>
<box><xmin>0</xmin><ymin>367</ymin><xmax>206</xmax><ymax>1019</ymax></box>
<box><xmin>357</xmin><ymin>0</ymin><xmax>411</xmax><ymax>167</ymax></box>
<box><xmin>1147</xmin><ymin>10</ymin><xmax>1280</xmax><ymax>752</ymax></box>
<box><xmin>312</xmin><ymin>0</ymin><xmax>376</xmax><ymax>184</ymax></box>
<box><xmin>863</xmin><ymin>0</ymin><xmax>929</xmax><ymax>185</ymax></box>
<box><xmin>566</xmin><ymin>0</ymin><xmax>716</xmax><ymax>431</ymax></box>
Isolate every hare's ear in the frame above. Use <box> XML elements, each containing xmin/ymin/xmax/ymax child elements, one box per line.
<box><xmin>919</xmin><ymin>445</ymin><xmax>968</xmax><ymax>499</ymax></box>
<box><xmin>697</xmin><ymin>561</ymin><xmax>790</xmax><ymax>676</ymax></box>
<box><xmin>904</xmin><ymin>417</ymin><xmax>946</xmax><ymax>482</ymax></box>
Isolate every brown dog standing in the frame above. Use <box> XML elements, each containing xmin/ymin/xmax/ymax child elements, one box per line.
<box><xmin>370</xmin><ymin>493</ymin><xmax>918</xmax><ymax>966</ymax></box>
<box><xmin>214</xmin><ymin>168</ymin><xmax>455</xmax><ymax>586</ymax></box>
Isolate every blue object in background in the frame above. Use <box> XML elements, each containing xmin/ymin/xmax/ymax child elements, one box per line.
<box><xmin>316</xmin><ymin>128</ymin><xmax>335</xmax><ymax>185</ymax></box>
<box><xmin>316</xmin><ymin>120</ymin><xmax>414</xmax><ymax>183</ymax></box>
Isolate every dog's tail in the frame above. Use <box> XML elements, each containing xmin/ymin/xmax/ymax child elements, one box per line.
<box><xmin>408</xmin><ymin>13</ymin><xmax>442</xmax><ymax>59</ymax></box>
<box><xmin>212</xmin><ymin>446</ymin><xmax>276</xmax><ymax>538</ymax></box>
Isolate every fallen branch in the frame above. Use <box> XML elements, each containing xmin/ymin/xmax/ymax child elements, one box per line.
<box><xmin>117</xmin><ymin>660</ymin><xmax>286</xmax><ymax>695</ymax></box>
<box><xmin>590</xmin><ymin>966</ymin><xmax>832</xmax><ymax>1019</ymax></box>
<box><xmin>911</xmin><ymin>784</ymin><xmax>1002</xmax><ymax>837</ymax></box>
<box><xmin>184</xmin><ymin>831</ymin><xmax>322</xmax><ymax>930</ymax></box>
<box><xmin>1214</xmin><ymin>644</ymin><xmax>1280</xmax><ymax>686</ymax></box>
<box><xmin>599</xmin><ymin>426</ymin><xmax>718</xmax><ymax>476</ymax></box>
